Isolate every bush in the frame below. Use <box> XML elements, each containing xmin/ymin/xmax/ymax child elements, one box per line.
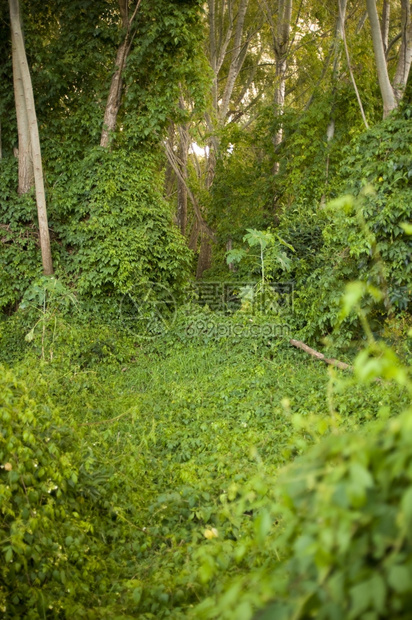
<box><xmin>0</xmin><ymin>365</ymin><xmax>142</xmax><ymax>618</ymax></box>
<box><xmin>259</xmin><ymin>405</ymin><xmax>412</xmax><ymax>619</ymax></box>
<box><xmin>0</xmin><ymin>148</ymin><xmax>192</xmax><ymax>315</ymax></box>
<box><xmin>287</xmin><ymin>108</ymin><xmax>412</xmax><ymax>344</ymax></box>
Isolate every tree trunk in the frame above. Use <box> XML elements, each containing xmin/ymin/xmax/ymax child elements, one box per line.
<box><xmin>273</xmin><ymin>0</ymin><xmax>292</xmax><ymax>173</ymax></box>
<box><xmin>9</xmin><ymin>0</ymin><xmax>53</xmax><ymax>275</ymax></box>
<box><xmin>100</xmin><ymin>0</ymin><xmax>142</xmax><ymax>147</ymax></box>
<box><xmin>381</xmin><ymin>0</ymin><xmax>390</xmax><ymax>53</ymax></box>
<box><xmin>177</xmin><ymin>123</ymin><xmax>189</xmax><ymax>236</ymax></box>
<box><xmin>11</xmin><ymin>29</ymin><xmax>33</xmax><ymax>194</ymax></box>
<box><xmin>366</xmin><ymin>0</ymin><xmax>397</xmax><ymax>117</ymax></box>
<box><xmin>188</xmin><ymin>217</ymin><xmax>200</xmax><ymax>251</ymax></box>
<box><xmin>392</xmin><ymin>0</ymin><xmax>412</xmax><ymax>101</ymax></box>
<box><xmin>196</xmin><ymin>231</ymin><xmax>212</xmax><ymax>278</ymax></box>
<box><xmin>219</xmin><ymin>0</ymin><xmax>250</xmax><ymax>121</ymax></box>
<box><xmin>340</xmin><ymin>0</ymin><xmax>369</xmax><ymax>129</ymax></box>
<box><xmin>100</xmin><ymin>38</ymin><xmax>129</xmax><ymax>147</ymax></box>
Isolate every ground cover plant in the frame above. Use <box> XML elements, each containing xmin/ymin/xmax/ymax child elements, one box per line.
<box><xmin>1</xmin><ymin>295</ymin><xmax>411</xmax><ymax>617</ymax></box>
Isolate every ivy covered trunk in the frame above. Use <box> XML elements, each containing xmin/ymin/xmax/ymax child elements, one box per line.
<box><xmin>100</xmin><ymin>38</ymin><xmax>129</xmax><ymax>148</ymax></box>
<box><xmin>100</xmin><ymin>0</ymin><xmax>141</xmax><ymax>148</ymax></box>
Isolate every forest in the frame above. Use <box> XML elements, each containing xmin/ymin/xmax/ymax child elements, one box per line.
<box><xmin>1</xmin><ymin>0</ymin><xmax>412</xmax><ymax>617</ymax></box>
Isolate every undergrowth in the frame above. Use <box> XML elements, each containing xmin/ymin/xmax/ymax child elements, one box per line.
<box><xmin>1</xmin><ymin>297</ymin><xmax>411</xmax><ymax>617</ymax></box>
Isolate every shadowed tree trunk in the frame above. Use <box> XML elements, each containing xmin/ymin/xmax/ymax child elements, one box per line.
<box><xmin>9</xmin><ymin>0</ymin><xmax>53</xmax><ymax>275</ymax></box>
<box><xmin>177</xmin><ymin>124</ymin><xmax>189</xmax><ymax>236</ymax></box>
<box><xmin>196</xmin><ymin>231</ymin><xmax>212</xmax><ymax>278</ymax></box>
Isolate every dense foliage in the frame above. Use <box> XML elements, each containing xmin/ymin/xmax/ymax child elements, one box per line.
<box><xmin>0</xmin><ymin>306</ymin><xmax>411</xmax><ymax>618</ymax></box>
<box><xmin>2</xmin><ymin>0</ymin><xmax>412</xmax><ymax>616</ymax></box>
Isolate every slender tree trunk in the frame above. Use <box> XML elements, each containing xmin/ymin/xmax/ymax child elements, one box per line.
<box><xmin>381</xmin><ymin>0</ymin><xmax>390</xmax><ymax>53</ymax></box>
<box><xmin>9</xmin><ymin>0</ymin><xmax>53</xmax><ymax>275</ymax></box>
<box><xmin>100</xmin><ymin>39</ymin><xmax>129</xmax><ymax>147</ymax></box>
<box><xmin>219</xmin><ymin>0</ymin><xmax>250</xmax><ymax>121</ymax></box>
<box><xmin>177</xmin><ymin>123</ymin><xmax>189</xmax><ymax>235</ymax></box>
<box><xmin>196</xmin><ymin>231</ymin><xmax>212</xmax><ymax>278</ymax></box>
<box><xmin>392</xmin><ymin>0</ymin><xmax>412</xmax><ymax>101</ymax></box>
<box><xmin>164</xmin><ymin>123</ymin><xmax>176</xmax><ymax>199</ymax></box>
<box><xmin>326</xmin><ymin>0</ymin><xmax>348</xmax><ymax>154</ymax></box>
<box><xmin>273</xmin><ymin>0</ymin><xmax>292</xmax><ymax>174</ymax></box>
<box><xmin>366</xmin><ymin>0</ymin><xmax>397</xmax><ymax>117</ymax></box>
<box><xmin>340</xmin><ymin>0</ymin><xmax>369</xmax><ymax>129</ymax></box>
<box><xmin>100</xmin><ymin>0</ymin><xmax>142</xmax><ymax>147</ymax></box>
<box><xmin>322</xmin><ymin>0</ymin><xmax>348</xmax><ymax>204</ymax></box>
<box><xmin>11</xmin><ymin>29</ymin><xmax>33</xmax><ymax>194</ymax></box>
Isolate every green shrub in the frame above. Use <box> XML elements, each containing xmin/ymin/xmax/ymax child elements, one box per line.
<box><xmin>259</xmin><ymin>406</ymin><xmax>412</xmax><ymax>620</ymax></box>
<box><xmin>0</xmin><ymin>365</ymin><xmax>143</xmax><ymax>618</ymax></box>
<box><xmin>287</xmin><ymin>109</ymin><xmax>412</xmax><ymax>344</ymax></box>
<box><xmin>0</xmin><ymin>148</ymin><xmax>193</xmax><ymax>315</ymax></box>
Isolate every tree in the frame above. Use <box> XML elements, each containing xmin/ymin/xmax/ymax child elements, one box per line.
<box><xmin>260</xmin><ymin>0</ymin><xmax>293</xmax><ymax>172</ymax></box>
<box><xmin>9</xmin><ymin>0</ymin><xmax>53</xmax><ymax>275</ymax></box>
<box><xmin>366</xmin><ymin>0</ymin><xmax>412</xmax><ymax>117</ymax></box>
<box><xmin>165</xmin><ymin>0</ymin><xmax>263</xmax><ymax>276</ymax></box>
<box><xmin>11</xmin><ymin>26</ymin><xmax>33</xmax><ymax>194</ymax></box>
<box><xmin>100</xmin><ymin>0</ymin><xmax>142</xmax><ymax>147</ymax></box>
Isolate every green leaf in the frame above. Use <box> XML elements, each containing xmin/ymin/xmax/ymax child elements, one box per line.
<box><xmin>254</xmin><ymin>510</ymin><xmax>272</xmax><ymax>544</ymax></box>
<box><xmin>226</xmin><ymin>249</ymin><xmax>247</xmax><ymax>264</ymax></box>
<box><xmin>25</xmin><ymin>329</ymin><xmax>35</xmax><ymax>343</ymax></box>
<box><xmin>401</xmin><ymin>487</ymin><xmax>412</xmax><ymax>523</ymax></box>
<box><xmin>388</xmin><ymin>565</ymin><xmax>411</xmax><ymax>593</ymax></box>
<box><xmin>400</xmin><ymin>222</ymin><xmax>412</xmax><ymax>235</ymax></box>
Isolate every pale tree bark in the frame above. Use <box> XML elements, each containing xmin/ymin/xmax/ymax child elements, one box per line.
<box><xmin>207</xmin><ymin>0</ymin><xmax>253</xmax><ymax>184</ymax></box>
<box><xmin>381</xmin><ymin>0</ymin><xmax>390</xmax><ymax>52</ymax></box>
<box><xmin>259</xmin><ymin>0</ymin><xmax>293</xmax><ymax>173</ymax></box>
<box><xmin>11</xmin><ymin>29</ymin><xmax>33</xmax><ymax>194</ymax></box>
<box><xmin>272</xmin><ymin>0</ymin><xmax>292</xmax><ymax>172</ymax></box>
<box><xmin>9</xmin><ymin>0</ymin><xmax>53</xmax><ymax>275</ymax></box>
<box><xmin>339</xmin><ymin>0</ymin><xmax>369</xmax><ymax>129</ymax></box>
<box><xmin>322</xmin><ymin>0</ymin><xmax>348</xmax><ymax>204</ymax></box>
<box><xmin>219</xmin><ymin>0</ymin><xmax>250</xmax><ymax>121</ymax></box>
<box><xmin>392</xmin><ymin>0</ymin><xmax>412</xmax><ymax>101</ymax></box>
<box><xmin>100</xmin><ymin>0</ymin><xmax>142</xmax><ymax>147</ymax></box>
<box><xmin>326</xmin><ymin>0</ymin><xmax>348</xmax><ymax>149</ymax></box>
<box><xmin>185</xmin><ymin>0</ymin><xmax>255</xmax><ymax>276</ymax></box>
<box><xmin>366</xmin><ymin>0</ymin><xmax>398</xmax><ymax>117</ymax></box>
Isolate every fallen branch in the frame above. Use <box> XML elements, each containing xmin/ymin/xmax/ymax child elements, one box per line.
<box><xmin>289</xmin><ymin>339</ymin><xmax>351</xmax><ymax>371</ymax></box>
